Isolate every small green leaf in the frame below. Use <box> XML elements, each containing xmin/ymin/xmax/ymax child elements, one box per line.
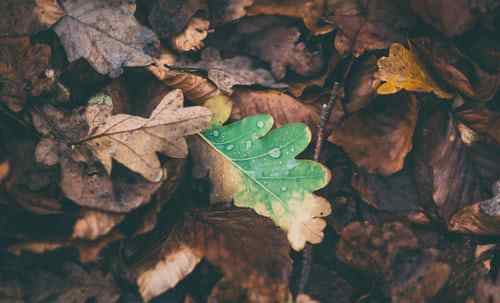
<box><xmin>200</xmin><ymin>114</ymin><xmax>332</xmax><ymax>250</ymax></box>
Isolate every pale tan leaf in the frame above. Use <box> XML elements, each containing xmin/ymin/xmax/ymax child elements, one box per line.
<box><xmin>84</xmin><ymin>89</ymin><xmax>212</xmax><ymax>182</ymax></box>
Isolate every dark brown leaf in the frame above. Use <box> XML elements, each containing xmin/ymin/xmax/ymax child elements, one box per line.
<box><xmin>149</xmin><ymin>0</ymin><xmax>207</xmax><ymax>39</ymax></box>
<box><xmin>325</xmin><ymin>0</ymin><xmax>415</xmax><ymax>56</ymax></box>
<box><xmin>129</xmin><ymin>207</ymin><xmax>292</xmax><ymax>302</ymax></box>
<box><xmin>329</xmin><ymin>93</ymin><xmax>418</xmax><ymax>175</ymax></box>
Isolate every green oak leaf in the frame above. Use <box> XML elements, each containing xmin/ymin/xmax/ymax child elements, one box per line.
<box><xmin>199</xmin><ymin>114</ymin><xmax>332</xmax><ymax>250</ymax></box>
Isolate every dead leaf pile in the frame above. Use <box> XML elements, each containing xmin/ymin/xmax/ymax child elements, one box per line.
<box><xmin>1</xmin><ymin>0</ymin><xmax>500</xmax><ymax>302</ymax></box>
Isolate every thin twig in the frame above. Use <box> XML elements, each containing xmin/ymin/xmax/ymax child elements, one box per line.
<box><xmin>298</xmin><ymin>82</ymin><xmax>342</xmax><ymax>297</ymax></box>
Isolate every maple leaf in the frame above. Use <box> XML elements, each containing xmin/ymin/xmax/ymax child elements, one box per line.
<box><xmin>83</xmin><ymin>89</ymin><xmax>212</xmax><ymax>182</ymax></box>
<box><xmin>54</xmin><ymin>0</ymin><xmax>160</xmax><ymax>77</ymax></box>
<box><xmin>376</xmin><ymin>43</ymin><xmax>453</xmax><ymax>99</ymax></box>
<box><xmin>193</xmin><ymin>114</ymin><xmax>332</xmax><ymax>250</ymax></box>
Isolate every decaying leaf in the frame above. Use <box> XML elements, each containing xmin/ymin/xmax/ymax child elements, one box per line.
<box><xmin>208</xmin><ymin>0</ymin><xmax>254</xmax><ymax>25</ymax></box>
<box><xmin>0</xmin><ymin>0</ymin><xmax>64</xmax><ymax>36</ymax></box>
<box><xmin>457</xmin><ymin>107</ymin><xmax>500</xmax><ymax>145</ymax></box>
<box><xmin>412</xmin><ymin>37</ymin><xmax>500</xmax><ymax>102</ymax></box>
<box><xmin>246</xmin><ymin>0</ymin><xmax>334</xmax><ymax>35</ymax></box>
<box><xmin>413</xmin><ymin>104</ymin><xmax>500</xmax><ymax>223</ymax></box>
<box><xmin>195</xmin><ymin>114</ymin><xmax>332</xmax><ymax>250</ymax></box>
<box><xmin>0</xmin><ymin>37</ymin><xmax>53</xmax><ymax>112</ymax></box>
<box><xmin>130</xmin><ymin>207</ymin><xmax>291</xmax><ymax>302</ymax></box>
<box><xmin>148</xmin><ymin>0</ymin><xmax>206</xmax><ymax>39</ymax></box>
<box><xmin>54</xmin><ymin>0</ymin><xmax>160</xmax><ymax>77</ymax></box>
<box><xmin>174</xmin><ymin>47</ymin><xmax>280</xmax><ymax>94</ymax></box>
<box><xmin>72</xmin><ymin>209</ymin><xmax>125</xmax><ymax>240</ymax></box>
<box><xmin>171</xmin><ymin>17</ymin><xmax>210</xmax><ymax>53</ymax></box>
<box><xmin>83</xmin><ymin>89</ymin><xmax>212</xmax><ymax>182</ymax></box>
<box><xmin>376</xmin><ymin>43</ymin><xmax>453</xmax><ymax>99</ymax></box>
<box><xmin>230</xmin><ymin>89</ymin><xmax>320</xmax><ymax>130</ymax></box>
<box><xmin>325</xmin><ymin>0</ymin><xmax>415</xmax><ymax>56</ymax></box>
<box><xmin>243</xmin><ymin>26</ymin><xmax>324</xmax><ymax>80</ymax></box>
<box><xmin>329</xmin><ymin>93</ymin><xmax>418</xmax><ymax>175</ymax></box>
<box><xmin>32</xmin><ymin>91</ymin><xmax>208</xmax><ymax>212</ymax></box>
<box><xmin>7</xmin><ymin>262</ymin><xmax>120</xmax><ymax>303</ymax></box>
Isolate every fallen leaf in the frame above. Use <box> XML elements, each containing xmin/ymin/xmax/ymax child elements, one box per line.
<box><xmin>21</xmin><ymin>262</ymin><xmax>120</xmax><ymax>303</ymax></box>
<box><xmin>174</xmin><ymin>47</ymin><xmax>280</xmax><ymax>94</ymax></box>
<box><xmin>343</xmin><ymin>55</ymin><xmax>382</xmax><ymax>113</ymax></box>
<box><xmin>130</xmin><ymin>207</ymin><xmax>291</xmax><ymax>302</ymax></box>
<box><xmin>83</xmin><ymin>89</ymin><xmax>212</xmax><ymax>182</ymax></box>
<box><xmin>246</xmin><ymin>0</ymin><xmax>334</xmax><ymax>35</ymax></box>
<box><xmin>196</xmin><ymin>114</ymin><xmax>332</xmax><ymax>250</ymax></box>
<box><xmin>410</xmin><ymin>0</ymin><xmax>499</xmax><ymax>37</ymax></box>
<box><xmin>148</xmin><ymin>0</ymin><xmax>206</xmax><ymax>39</ymax></box>
<box><xmin>208</xmin><ymin>0</ymin><xmax>254</xmax><ymax>25</ymax></box>
<box><xmin>0</xmin><ymin>37</ymin><xmax>53</xmax><ymax>112</ymax></box>
<box><xmin>412</xmin><ymin>37</ymin><xmax>500</xmax><ymax>102</ymax></box>
<box><xmin>54</xmin><ymin>0</ymin><xmax>160</xmax><ymax>77</ymax></box>
<box><xmin>72</xmin><ymin>209</ymin><xmax>125</xmax><ymax>240</ymax></box>
<box><xmin>230</xmin><ymin>89</ymin><xmax>320</xmax><ymax>130</ymax></box>
<box><xmin>0</xmin><ymin>0</ymin><xmax>64</xmax><ymax>36</ymax></box>
<box><xmin>329</xmin><ymin>93</ymin><xmax>418</xmax><ymax>176</ymax></box>
<box><xmin>171</xmin><ymin>17</ymin><xmax>210</xmax><ymax>53</ymax></box>
<box><xmin>242</xmin><ymin>26</ymin><xmax>324</xmax><ymax>80</ymax></box>
<box><xmin>376</xmin><ymin>43</ymin><xmax>453</xmax><ymax>99</ymax></box>
<box><xmin>475</xmin><ymin>274</ymin><xmax>500</xmax><ymax>303</ymax></box>
<box><xmin>413</xmin><ymin>104</ymin><xmax>500</xmax><ymax>223</ymax></box>
<box><xmin>297</xmin><ymin>265</ymin><xmax>353</xmax><ymax>303</ymax></box>
<box><xmin>325</xmin><ymin>0</ymin><xmax>415</xmax><ymax>56</ymax></box>
<box><xmin>456</xmin><ymin>107</ymin><xmax>500</xmax><ymax>145</ymax></box>
<box><xmin>352</xmin><ymin>168</ymin><xmax>421</xmax><ymax>214</ymax></box>
<box><xmin>31</xmin><ymin>91</ymin><xmax>207</xmax><ymax>212</ymax></box>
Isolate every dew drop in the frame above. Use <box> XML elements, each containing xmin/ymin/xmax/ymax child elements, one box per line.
<box><xmin>212</xmin><ymin>130</ymin><xmax>220</xmax><ymax>137</ymax></box>
<box><xmin>281</xmin><ymin>186</ymin><xmax>287</xmax><ymax>192</ymax></box>
<box><xmin>269</xmin><ymin>148</ymin><xmax>281</xmax><ymax>158</ymax></box>
<box><xmin>245</xmin><ymin>140</ymin><xmax>252</xmax><ymax>149</ymax></box>
<box><xmin>226</xmin><ymin>144</ymin><xmax>234</xmax><ymax>151</ymax></box>
<box><xmin>257</xmin><ymin>121</ymin><xmax>265</xmax><ymax>128</ymax></box>
<box><xmin>290</xmin><ymin>147</ymin><xmax>295</xmax><ymax>152</ymax></box>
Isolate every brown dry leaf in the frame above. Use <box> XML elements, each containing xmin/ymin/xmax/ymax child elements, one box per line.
<box><xmin>410</xmin><ymin>0</ymin><xmax>499</xmax><ymax>38</ymax></box>
<box><xmin>171</xmin><ymin>17</ymin><xmax>210</xmax><ymax>53</ymax></box>
<box><xmin>246</xmin><ymin>0</ymin><xmax>334</xmax><ymax>35</ymax></box>
<box><xmin>174</xmin><ymin>47</ymin><xmax>280</xmax><ymax>94</ymax></box>
<box><xmin>31</xmin><ymin>92</ymin><xmax>202</xmax><ymax>212</ymax></box>
<box><xmin>15</xmin><ymin>262</ymin><xmax>120</xmax><ymax>303</ymax></box>
<box><xmin>72</xmin><ymin>210</ymin><xmax>125</xmax><ymax>240</ymax></box>
<box><xmin>352</xmin><ymin>168</ymin><xmax>421</xmax><ymax>215</ymax></box>
<box><xmin>325</xmin><ymin>0</ymin><xmax>415</xmax><ymax>56</ymax></box>
<box><xmin>412</xmin><ymin>38</ymin><xmax>500</xmax><ymax>102</ymax></box>
<box><xmin>337</xmin><ymin>221</ymin><xmax>451</xmax><ymax>303</ymax></box>
<box><xmin>243</xmin><ymin>26</ymin><xmax>323</xmax><ymax>80</ymax></box>
<box><xmin>475</xmin><ymin>274</ymin><xmax>500</xmax><ymax>303</ymax></box>
<box><xmin>457</xmin><ymin>107</ymin><xmax>500</xmax><ymax>145</ymax></box>
<box><xmin>208</xmin><ymin>0</ymin><xmax>254</xmax><ymax>25</ymax></box>
<box><xmin>83</xmin><ymin>89</ymin><xmax>212</xmax><ymax>182</ymax></box>
<box><xmin>230</xmin><ymin>89</ymin><xmax>320</xmax><ymax>130</ymax></box>
<box><xmin>0</xmin><ymin>37</ymin><xmax>53</xmax><ymax>112</ymax></box>
<box><xmin>329</xmin><ymin>93</ymin><xmax>418</xmax><ymax>176</ymax></box>
<box><xmin>297</xmin><ymin>265</ymin><xmax>353</xmax><ymax>303</ymax></box>
<box><xmin>0</xmin><ymin>0</ymin><xmax>64</xmax><ymax>36</ymax></box>
<box><xmin>130</xmin><ymin>207</ymin><xmax>291</xmax><ymax>302</ymax></box>
<box><xmin>376</xmin><ymin>43</ymin><xmax>453</xmax><ymax>99</ymax></box>
<box><xmin>54</xmin><ymin>0</ymin><xmax>160</xmax><ymax>77</ymax></box>
<box><xmin>148</xmin><ymin>64</ymin><xmax>220</xmax><ymax>104</ymax></box>
<box><xmin>449</xmin><ymin>181</ymin><xmax>500</xmax><ymax>235</ymax></box>
<box><xmin>343</xmin><ymin>55</ymin><xmax>382</xmax><ymax>113</ymax></box>
<box><xmin>413</xmin><ymin>104</ymin><xmax>500</xmax><ymax>223</ymax></box>
<box><xmin>149</xmin><ymin>0</ymin><xmax>207</xmax><ymax>39</ymax></box>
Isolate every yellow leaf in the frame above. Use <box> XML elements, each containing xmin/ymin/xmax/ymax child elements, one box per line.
<box><xmin>376</xmin><ymin>43</ymin><xmax>453</xmax><ymax>99</ymax></box>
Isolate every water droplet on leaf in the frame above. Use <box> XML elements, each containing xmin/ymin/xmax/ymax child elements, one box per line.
<box><xmin>212</xmin><ymin>130</ymin><xmax>219</xmax><ymax>137</ymax></box>
<box><xmin>257</xmin><ymin>121</ymin><xmax>264</xmax><ymax>128</ymax></box>
<box><xmin>281</xmin><ymin>186</ymin><xmax>287</xmax><ymax>192</ymax></box>
<box><xmin>245</xmin><ymin>141</ymin><xmax>252</xmax><ymax>149</ymax></box>
<box><xmin>226</xmin><ymin>144</ymin><xmax>234</xmax><ymax>151</ymax></box>
<box><xmin>269</xmin><ymin>148</ymin><xmax>281</xmax><ymax>158</ymax></box>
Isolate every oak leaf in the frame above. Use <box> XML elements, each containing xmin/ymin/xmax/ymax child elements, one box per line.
<box><xmin>83</xmin><ymin>89</ymin><xmax>212</xmax><ymax>182</ymax></box>
<box><xmin>194</xmin><ymin>114</ymin><xmax>332</xmax><ymax>250</ymax></box>
<box><xmin>376</xmin><ymin>43</ymin><xmax>453</xmax><ymax>99</ymax></box>
<box><xmin>54</xmin><ymin>0</ymin><xmax>160</xmax><ymax>77</ymax></box>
